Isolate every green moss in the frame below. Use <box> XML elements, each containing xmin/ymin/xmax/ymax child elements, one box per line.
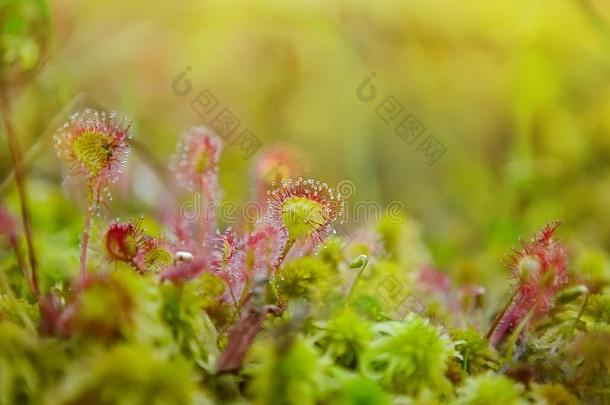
<box><xmin>160</xmin><ymin>281</ymin><xmax>219</xmax><ymax>371</ymax></box>
<box><xmin>317</xmin><ymin>236</ymin><xmax>347</xmax><ymax>267</ymax></box>
<box><xmin>314</xmin><ymin>308</ymin><xmax>372</xmax><ymax>368</ymax></box>
<box><xmin>453</xmin><ymin>372</ymin><xmax>526</xmax><ymax>405</ymax></box>
<box><xmin>361</xmin><ymin>314</ymin><xmax>457</xmax><ymax>397</ymax></box>
<box><xmin>530</xmin><ymin>383</ymin><xmax>579</xmax><ymax>405</ymax></box>
<box><xmin>246</xmin><ymin>337</ymin><xmax>326</xmax><ymax>405</ymax></box>
<box><xmin>274</xmin><ymin>257</ymin><xmax>335</xmax><ymax>302</ymax></box>
<box><xmin>0</xmin><ymin>322</ymin><xmax>65</xmax><ymax>404</ymax></box>
<box><xmin>327</xmin><ymin>373</ymin><xmax>392</xmax><ymax>405</ymax></box>
<box><xmin>48</xmin><ymin>344</ymin><xmax>207</xmax><ymax>404</ymax></box>
<box><xmin>585</xmin><ymin>294</ymin><xmax>610</xmax><ymax>324</ymax></box>
<box><xmin>450</xmin><ymin>328</ymin><xmax>498</xmax><ymax>374</ymax></box>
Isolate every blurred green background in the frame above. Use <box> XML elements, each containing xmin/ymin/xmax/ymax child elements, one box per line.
<box><xmin>2</xmin><ymin>0</ymin><xmax>610</xmax><ymax>289</ymax></box>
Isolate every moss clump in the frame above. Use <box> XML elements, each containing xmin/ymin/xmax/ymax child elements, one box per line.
<box><xmin>361</xmin><ymin>314</ymin><xmax>457</xmax><ymax>397</ymax></box>
<box><xmin>454</xmin><ymin>372</ymin><xmax>526</xmax><ymax>405</ymax></box>
<box><xmin>274</xmin><ymin>257</ymin><xmax>335</xmax><ymax>301</ymax></box>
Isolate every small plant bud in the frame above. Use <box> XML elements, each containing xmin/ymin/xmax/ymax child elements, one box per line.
<box><xmin>350</xmin><ymin>255</ymin><xmax>368</xmax><ymax>269</ymax></box>
<box><xmin>517</xmin><ymin>255</ymin><xmax>541</xmax><ymax>284</ymax></box>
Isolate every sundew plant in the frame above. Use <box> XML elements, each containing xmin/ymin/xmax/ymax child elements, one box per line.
<box><xmin>2</xmin><ymin>0</ymin><xmax>610</xmax><ymax>404</ymax></box>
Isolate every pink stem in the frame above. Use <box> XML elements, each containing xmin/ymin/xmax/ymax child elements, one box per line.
<box><xmin>199</xmin><ymin>176</ymin><xmax>217</xmax><ymax>250</ymax></box>
<box><xmin>79</xmin><ymin>206</ymin><xmax>92</xmax><ymax>279</ymax></box>
<box><xmin>79</xmin><ymin>190</ymin><xmax>98</xmax><ymax>280</ymax></box>
<box><xmin>487</xmin><ymin>290</ymin><xmax>519</xmax><ymax>346</ymax></box>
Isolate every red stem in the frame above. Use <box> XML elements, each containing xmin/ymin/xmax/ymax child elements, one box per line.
<box><xmin>0</xmin><ymin>88</ymin><xmax>39</xmax><ymax>298</ymax></box>
<box><xmin>486</xmin><ymin>289</ymin><xmax>519</xmax><ymax>346</ymax></box>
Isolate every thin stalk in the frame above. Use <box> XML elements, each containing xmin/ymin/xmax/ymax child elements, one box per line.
<box><xmin>224</xmin><ymin>237</ymin><xmax>297</xmax><ymax>336</ymax></box>
<box><xmin>504</xmin><ymin>308</ymin><xmax>535</xmax><ymax>363</ymax></box>
<box><xmin>227</xmin><ymin>282</ymin><xmax>238</xmax><ymax>307</ymax></box>
<box><xmin>220</xmin><ymin>278</ymin><xmax>253</xmax><ymax>337</ymax></box>
<box><xmin>346</xmin><ymin>255</ymin><xmax>369</xmax><ymax>303</ymax></box>
<box><xmin>0</xmin><ymin>93</ymin><xmax>90</xmax><ymax>194</ymax></box>
<box><xmin>272</xmin><ymin>238</ymin><xmax>296</xmax><ymax>311</ymax></box>
<box><xmin>237</xmin><ymin>276</ymin><xmax>253</xmax><ymax>309</ymax></box>
<box><xmin>9</xmin><ymin>236</ymin><xmax>33</xmax><ymax>293</ymax></box>
<box><xmin>572</xmin><ymin>292</ymin><xmax>590</xmax><ymax>329</ymax></box>
<box><xmin>79</xmin><ymin>188</ymin><xmax>98</xmax><ymax>279</ymax></box>
<box><xmin>486</xmin><ymin>289</ymin><xmax>519</xmax><ymax>345</ymax></box>
<box><xmin>276</xmin><ymin>238</ymin><xmax>295</xmax><ymax>270</ymax></box>
<box><xmin>10</xmin><ymin>237</ymin><xmax>27</xmax><ymax>279</ymax></box>
<box><xmin>0</xmin><ymin>88</ymin><xmax>39</xmax><ymax>298</ymax></box>
<box><xmin>199</xmin><ymin>176</ymin><xmax>217</xmax><ymax>249</ymax></box>
<box><xmin>80</xmin><ymin>206</ymin><xmax>93</xmax><ymax>279</ymax></box>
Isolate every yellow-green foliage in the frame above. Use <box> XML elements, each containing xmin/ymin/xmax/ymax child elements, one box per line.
<box><xmin>450</xmin><ymin>328</ymin><xmax>498</xmax><ymax>375</ymax></box>
<box><xmin>351</xmin><ymin>260</ymin><xmax>414</xmax><ymax>318</ymax></box>
<box><xmin>246</xmin><ymin>337</ymin><xmax>326</xmax><ymax>405</ymax></box>
<box><xmin>46</xmin><ymin>344</ymin><xmax>206</xmax><ymax>405</ymax></box>
<box><xmin>453</xmin><ymin>372</ymin><xmax>526</xmax><ymax>405</ymax></box>
<box><xmin>0</xmin><ymin>322</ymin><xmax>65</xmax><ymax>404</ymax></box>
<box><xmin>317</xmin><ymin>236</ymin><xmax>347</xmax><ymax>268</ymax></box>
<box><xmin>160</xmin><ymin>282</ymin><xmax>219</xmax><ymax>371</ymax></box>
<box><xmin>0</xmin><ymin>294</ymin><xmax>38</xmax><ymax>329</ymax></box>
<box><xmin>584</xmin><ymin>293</ymin><xmax>610</xmax><ymax>325</ymax></box>
<box><xmin>325</xmin><ymin>372</ymin><xmax>392</xmax><ymax>405</ymax></box>
<box><xmin>529</xmin><ymin>383</ymin><xmax>580</xmax><ymax>405</ymax></box>
<box><xmin>275</xmin><ymin>257</ymin><xmax>336</xmax><ymax>302</ymax></box>
<box><xmin>575</xmin><ymin>250</ymin><xmax>610</xmax><ymax>292</ymax></box>
<box><xmin>361</xmin><ymin>314</ymin><xmax>458</xmax><ymax>397</ymax></box>
<box><xmin>313</xmin><ymin>308</ymin><xmax>372</xmax><ymax>368</ymax></box>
